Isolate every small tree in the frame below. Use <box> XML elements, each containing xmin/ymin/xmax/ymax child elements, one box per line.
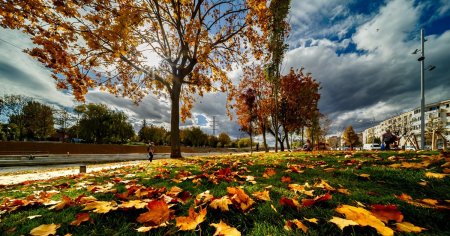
<box><xmin>342</xmin><ymin>125</ymin><xmax>359</xmax><ymax>150</ymax></box>
<box><xmin>218</xmin><ymin>133</ymin><xmax>231</xmax><ymax>148</ymax></box>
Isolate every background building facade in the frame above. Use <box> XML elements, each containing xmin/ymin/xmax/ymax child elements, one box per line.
<box><xmin>362</xmin><ymin>99</ymin><xmax>450</xmax><ymax>148</ymax></box>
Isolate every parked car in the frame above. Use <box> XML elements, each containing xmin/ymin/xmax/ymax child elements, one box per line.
<box><xmin>363</xmin><ymin>143</ymin><xmax>381</xmax><ymax>150</ymax></box>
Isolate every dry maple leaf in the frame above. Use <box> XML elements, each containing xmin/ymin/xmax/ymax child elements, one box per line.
<box><xmin>370</xmin><ymin>204</ymin><xmax>404</xmax><ymax>223</ymax></box>
<box><xmin>195</xmin><ymin>190</ymin><xmax>214</xmax><ymax>205</ymax></box>
<box><xmin>336</xmin><ymin>205</ymin><xmax>394</xmax><ymax>236</ymax></box>
<box><xmin>425</xmin><ymin>172</ymin><xmax>448</xmax><ymax>179</ymax></box>
<box><xmin>175</xmin><ymin>207</ymin><xmax>207</xmax><ymax>231</ymax></box>
<box><xmin>262</xmin><ymin>168</ymin><xmax>277</xmax><ymax>178</ymax></box>
<box><xmin>166</xmin><ymin>186</ymin><xmax>183</xmax><ymax>197</ymax></box>
<box><xmin>313</xmin><ymin>179</ymin><xmax>336</xmax><ymax>191</ymax></box>
<box><xmin>396</xmin><ymin>221</ymin><xmax>426</xmax><ymax>233</ymax></box>
<box><xmin>70</xmin><ymin>213</ymin><xmax>91</xmax><ymax>226</ymax></box>
<box><xmin>119</xmin><ymin>200</ymin><xmax>147</xmax><ymax>209</ymax></box>
<box><xmin>252</xmin><ymin>190</ymin><xmax>271</xmax><ymax>201</ymax></box>
<box><xmin>227</xmin><ymin>187</ymin><xmax>254</xmax><ymax>212</ymax></box>
<box><xmin>210</xmin><ymin>196</ymin><xmax>233</xmax><ymax>211</ymax></box>
<box><xmin>83</xmin><ymin>201</ymin><xmax>118</xmax><ymax>214</ymax></box>
<box><xmin>210</xmin><ymin>221</ymin><xmax>241</xmax><ymax>236</ymax></box>
<box><xmin>288</xmin><ymin>184</ymin><xmax>314</xmax><ymax>196</ymax></box>
<box><xmin>329</xmin><ymin>216</ymin><xmax>358</xmax><ymax>230</ymax></box>
<box><xmin>281</xmin><ymin>176</ymin><xmax>292</xmax><ymax>183</ymax></box>
<box><xmin>337</xmin><ymin>188</ymin><xmax>350</xmax><ymax>195</ymax></box>
<box><xmin>279</xmin><ymin>196</ymin><xmax>301</xmax><ymax>209</ymax></box>
<box><xmin>49</xmin><ymin>195</ymin><xmax>73</xmax><ymax>210</ymax></box>
<box><xmin>284</xmin><ymin>219</ymin><xmax>308</xmax><ymax>233</ymax></box>
<box><xmin>30</xmin><ymin>223</ymin><xmax>60</xmax><ymax>236</ymax></box>
<box><xmin>136</xmin><ymin>200</ymin><xmax>171</xmax><ymax>226</ymax></box>
<box><xmin>304</xmin><ymin>217</ymin><xmax>318</xmax><ymax>224</ymax></box>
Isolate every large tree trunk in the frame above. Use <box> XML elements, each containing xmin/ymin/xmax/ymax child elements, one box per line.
<box><xmin>170</xmin><ymin>82</ymin><xmax>182</xmax><ymax>158</ymax></box>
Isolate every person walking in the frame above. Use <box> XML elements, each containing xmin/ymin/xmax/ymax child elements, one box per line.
<box><xmin>147</xmin><ymin>142</ymin><xmax>155</xmax><ymax>162</ymax></box>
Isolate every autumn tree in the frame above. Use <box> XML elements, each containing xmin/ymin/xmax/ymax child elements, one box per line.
<box><xmin>139</xmin><ymin>121</ymin><xmax>168</xmax><ymax>145</ymax></box>
<box><xmin>342</xmin><ymin>125</ymin><xmax>359</xmax><ymax>150</ymax></box>
<box><xmin>236</xmin><ymin>87</ymin><xmax>257</xmax><ymax>152</ymax></box>
<box><xmin>9</xmin><ymin>101</ymin><xmax>55</xmax><ymax>140</ymax></box>
<box><xmin>181</xmin><ymin>127</ymin><xmax>208</xmax><ymax>147</ymax></box>
<box><xmin>0</xmin><ymin>0</ymin><xmax>269</xmax><ymax>157</ymax></box>
<box><xmin>266</xmin><ymin>0</ymin><xmax>291</xmax><ymax>152</ymax></box>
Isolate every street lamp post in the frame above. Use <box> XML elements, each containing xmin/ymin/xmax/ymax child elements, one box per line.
<box><xmin>420</xmin><ymin>28</ymin><xmax>425</xmax><ymax>150</ymax></box>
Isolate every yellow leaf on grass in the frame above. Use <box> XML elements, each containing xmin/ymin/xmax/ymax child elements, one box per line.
<box><xmin>136</xmin><ymin>200</ymin><xmax>171</xmax><ymax>226</ymax></box>
<box><xmin>252</xmin><ymin>190</ymin><xmax>271</xmax><ymax>201</ymax></box>
<box><xmin>210</xmin><ymin>196</ymin><xmax>233</xmax><ymax>211</ymax></box>
<box><xmin>304</xmin><ymin>217</ymin><xmax>318</xmax><ymax>224</ymax></box>
<box><xmin>396</xmin><ymin>221</ymin><xmax>426</xmax><ymax>233</ymax></box>
<box><xmin>421</xmin><ymin>198</ymin><xmax>438</xmax><ymax>206</ymax></box>
<box><xmin>284</xmin><ymin>219</ymin><xmax>308</xmax><ymax>233</ymax></box>
<box><xmin>227</xmin><ymin>187</ymin><xmax>254</xmax><ymax>212</ymax></box>
<box><xmin>176</xmin><ymin>207</ymin><xmax>207</xmax><ymax>231</ymax></box>
<box><xmin>336</xmin><ymin>205</ymin><xmax>394</xmax><ymax>236</ymax></box>
<box><xmin>119</xmin><ymin>200</ymin><xmax>147</xmax><ymax>209</ymax></box>
<box><xmin>30</xmin><ymin>224</ymin><xmax>60</xmax><ymax>236</ymax></box>
<box><xmin>337</xmin><ymin>188</ymin><xmax>351</xmax><ymax>195</ymax></box>
<box><xmin>425</xmin><ymin>172</ymin><xmax>447</xmax><ymax>179</ymax></box>
<box><xmin>288</xmin><ymin>184</ymin><xmax>314</xmax><ymax>196</ymax></box>
<box><xmin>83</xmin><ymin>201</ymin><xmax>118</xmax><ymax>214</ymax></box>
<box><xmin>313</xmin><ymin>179</ymin><xmax>336</xmax><ymax>191</ymax></box>
<box><xmin>210</xmin><ymin>221</ymin><xmax>241</xmax><ymax>236</ymax></box>
<box><xmin>329</xmin><ymin>216</ymin><xmax>358</xmax><ymax>230</ymax></box>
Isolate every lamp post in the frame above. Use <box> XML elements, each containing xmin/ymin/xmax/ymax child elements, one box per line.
<box><xmin>413</xmin><ymin>28</ymin><xmax>436</xmax><ymax>150</ymax></box>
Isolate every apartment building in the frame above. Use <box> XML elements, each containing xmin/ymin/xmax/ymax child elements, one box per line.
<box><xmin>362</xmin><ymin>99</ymin><xmax>450</xmax><ymax>147</ymax></box>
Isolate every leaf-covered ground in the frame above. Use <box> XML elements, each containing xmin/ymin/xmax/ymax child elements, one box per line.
<box><xmin>1</xmin><ymin>151</ymin><xmax>449</xmax><ymax>236</ymax></box>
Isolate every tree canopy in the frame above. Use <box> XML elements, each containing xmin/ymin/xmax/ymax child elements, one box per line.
<box><xmin>0</xmin><ymin>0</ymin><xmax>270</xmax><ymax>157</ymax></box>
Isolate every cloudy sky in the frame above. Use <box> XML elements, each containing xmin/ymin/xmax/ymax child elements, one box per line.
<box><xmin>1</xmin><ymin>0</ymin><xmax>449</xmax><ymax>141</ymax></box>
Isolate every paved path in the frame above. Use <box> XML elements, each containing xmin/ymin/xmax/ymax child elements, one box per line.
<box><xmin>0</xmin><ymin>161</ymin><xmax>146</xmax><ymax>185</ymax></box>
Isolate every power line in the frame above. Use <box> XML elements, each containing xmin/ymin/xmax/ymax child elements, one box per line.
<box><xmin>0</xmin><ymin>37</ymin><xmax>24</xmax><ymax>51</ymax></box>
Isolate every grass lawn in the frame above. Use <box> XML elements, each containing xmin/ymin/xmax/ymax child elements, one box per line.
<box><xmin>1</xmin><ymin>151</ymin><xmax>449</xmax><ymax>236</ymax></box>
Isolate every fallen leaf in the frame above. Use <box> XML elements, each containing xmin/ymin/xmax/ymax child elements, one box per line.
<box><xmin>425</xmin><ymin>172</ymin><xmax>447</xmax><ymax>179</ymax></box>
<box><xmin>284</xmin><ymin>219</ymin><xmax>308</xmax><ymax>233</ymax></box>
<box><xmin>176</xmin><ymin>207</ymin><xmax>207</xmax><ymax>231</ymax></box>
<box><xmin>337</xmin><ymin>188</ymin><xmax>350</xmax><ymax>195</ymax></box>
<box><xmin>323</xmin><ymin>167</ymin><xmax>336</xmax><ymax>172</ymax></box>
<box><xmin>336</xmin><ymin>205</ymin><xmax>394</xmax><ymax>236</ymax></box>
<box><xmin>136</xmin><ymin>200</ymin><xmax>171</xmax><ymax>227</ymax></box>
<box><xmin>281</xmin><ymin>176</ymin><xmax>292</xmax><ymax>183</ymax></box>
<box><xmin>252</xmin><ymin>190</ymin><xmax>271</xmax><ymax>201</ymax></box>
<box><xmin>49</xmin><ymin>195</ymin><xmax>73</xmax><ymax>210</ymax></box>
<box><xmin>288</xmin><ymin>184</ymin><xmax>314</xmax><ymax>196</ymax></box>
<box><xmin>227</xmin><ymin>187</ymin><xmax>254</xmax><ymax>212</ymax></box>
<box><xmin>304</xmin><ymin>217</ymin><xmax>318</xmax><ymax>224</ymax></box>
<box><xmin>263</xmin><ymin>168</ymin><xmax>277</xmax><ymax>178</ymax></box>
<box><xmin>329</xmin><ymin>216</ymin><xmax>358</xmax><ymax>230</ymax></box>
<box><xmin>370</xmin><ymin>204</ymin><xmax>404</xmax><ymax>223</ymax></box>
<box><xmin>30</xmin><ymin>224</ymin><xmax>60</xmax><ymax>236</ymax></box>
<box><xmin>358</xmin><ymin>174</ymin><xmax>370</xmax><ymax>180</ymax></box>
<box><xmin>396</xmin><ymin>221</ymin><xmax>426</xmax><ymax>233</ymax></box>
<box><xmin>83</xmin><ymin>201</ymin><xmax>118</xmax><ymax>214</ymax></box>
<box><xmin>279</xmin><ymin>196</ymin><xmax>301</xmax><ymax>208</ymax></box>
<box><xmin>27</xmin><ymin>215</ymin><xmax>42</xmax><ymax>219</ymax></box>
<box><xmin>210</xmin><ymin>196</ymin><xmax>233</xmax><ymax>211</ymax></box>
<box><xmin>210</xmin><ymin>221</ymin><xmax>241</xmax><ymax>236</ymax></box>
<box><xmin>313</xmin><ymin>179</ymin><xmax>336</xmax><ymax>191</ymax></box>
<box><xmin>119</xmin><ymin>200</ymin><xmax>147</xmax><ymax>209</ymax></box>
<box><xmin>70</xmin><ymin>213</ymin><xmax>91</xmax><ymax>226</ymax></box>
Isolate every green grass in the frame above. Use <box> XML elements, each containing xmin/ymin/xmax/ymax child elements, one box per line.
<box><xmin>1</xmin><ymin>151</ymin><xmax>449</xmax><ymax>235</ymax></box>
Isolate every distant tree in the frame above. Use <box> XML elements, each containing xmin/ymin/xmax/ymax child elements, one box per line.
<box><xmin>342</xmin><ymin>125</ymin><xmax>359</xmax><ymax>150</ymax></box>
<box><xmin>181</xmin><ymin>127</ymin><xmax>208</xmax><ymax>147</ymax></box>
<box><xmin>0</xmin><ymin>94</ymin><xmax>31</xmax><ymax>121</ymax></box>
<box><xmin>76</xmin><ymin>104</ymin><xmax>134</xmax><ymax>144</ymax></box>
<box><xmin>218</xmin><ymin>133</ymin><xmax>231</xmax><ymax>148</ymax></box>
<box><xmin>138</xmin><ymin>122</ymin><xmax>168</xmax><ymax>145</ymax></box>
<box><xmin>208</xmin><ymin>135</ymin><xmax>219</xmax><ymax>148</ymax></box>
<box><xmin>10</xmin><ymin>101</ymin><xmax>55</xmax><ymax>140</ymax></box>
<box><xmin>54</xmin><ymin>108</ymin><xmax>74</xmax><ymax>142</ymax></box>
<box><xmin>236</xmin><ymin>88</ymin><xmax>257</xmax><ymax>153</ymax></box>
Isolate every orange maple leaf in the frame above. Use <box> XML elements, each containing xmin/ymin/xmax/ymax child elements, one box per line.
<box><xmin>136</xmin><ymin>200</ymin><xmax>172</xmax><ymax>226</ymax></box>
<box><xmin>175</xmin><ymin>207</ymin><xmax>207</xmax><ymax>231</ymax></box>
<box><xmin>263</xmin><ymin>168</ymin><xmax>277</xmax><ymax>178</ymax></box>
<box><xmin>70</xmin><ymin>213</ymin><xmax>91</xmax><ymax>226</ymax></box>
<box><xmin>227</xmin><ymin>187</ymin><xmax>254</xmax><ymax>212</ymax></box>
<box><xmin>370</xmin><ymin>204</ymin><xmax>404</xmax><ymax>223</ymax></box>
<box><xmin>210</xmin><ymin>220</ymin><xmax>241</xmax><ymax>236</ymax></box>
